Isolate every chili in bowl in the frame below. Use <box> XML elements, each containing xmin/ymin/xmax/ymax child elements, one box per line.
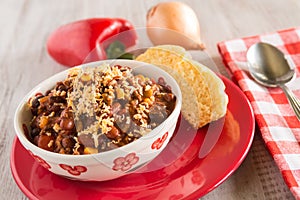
<box><xmin>14</xmin><ymin>59</ymin><xmax>182</xmax><ymax>181</ymax></box>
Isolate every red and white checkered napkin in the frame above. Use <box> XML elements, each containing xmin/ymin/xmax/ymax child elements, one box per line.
<box><xmin>218</xmin><ymin>27</ymin><xmax>300</xmax><ymax>199</ymax></box>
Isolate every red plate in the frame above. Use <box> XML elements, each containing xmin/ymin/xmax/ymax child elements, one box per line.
<box><xmin>10</xmin><ymin>75</ymin><xmax>255</xmax><ymax>200</ymax></box>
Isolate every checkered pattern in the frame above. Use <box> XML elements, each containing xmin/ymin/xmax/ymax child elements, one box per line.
<box><xmin>218</xmin><ymin>27</ymin><xmax>300</xmax><ymax>199</ymax></box>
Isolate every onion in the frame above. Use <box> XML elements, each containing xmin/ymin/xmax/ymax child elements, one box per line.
<box><xmin>146</xmin><ymin>1</ymin><xmax>205</xmax><ymax>50</ymax></box>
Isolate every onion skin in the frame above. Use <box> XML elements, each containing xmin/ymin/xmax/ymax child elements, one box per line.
<box><xmin>146</xmin><ymin>1</ymin><xmax>205</xmax><ymax>50</ymax></box>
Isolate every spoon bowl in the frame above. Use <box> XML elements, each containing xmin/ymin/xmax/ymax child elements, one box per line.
<box><xmin>247</xmin><ymin>42</ymin><xmax>295</xmax><ymax>87</ymax></box>
<box><xmin>247</xmin><ymin>42</ymin><xmax>300</xmax><ymax>120</ymax></box>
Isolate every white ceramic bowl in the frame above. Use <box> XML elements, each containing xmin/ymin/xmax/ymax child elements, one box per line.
<box><xmin>14</xmin><ymin>59</ymin><xmax>182</xmax><ymax>181</ymax></box>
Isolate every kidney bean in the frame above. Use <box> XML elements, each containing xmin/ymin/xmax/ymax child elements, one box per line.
<box><xmin>60</xmin><ymin>108</ymin><xmax>73</xmax><ymax>118</ymax></box>
<box><xmin>37</xmin><ymin>134</ymin><xmax>55</xmax><ymax>151</ymax></box>
<box><xmin>60</xmin><ymin>118</ymin><xmax>75</xmax><ymax>130</ymax></box>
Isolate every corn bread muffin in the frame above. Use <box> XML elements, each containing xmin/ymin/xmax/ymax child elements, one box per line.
<box><xmin>136</xmin><ymin>45</ymin><xmax>228</xmax><ymax>128</ymax></box>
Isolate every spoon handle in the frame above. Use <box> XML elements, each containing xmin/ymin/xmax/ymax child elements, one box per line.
<box><xmin>280</xmin><ymin>85</ymin><xmax>300</xmax><ymax>121</ymax></box>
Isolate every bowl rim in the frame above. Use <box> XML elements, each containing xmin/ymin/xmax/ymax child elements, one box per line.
<box><xmin>14</xmin><ymin>59</ymin><xmax>182</xmax><ymax>160</ymax></box>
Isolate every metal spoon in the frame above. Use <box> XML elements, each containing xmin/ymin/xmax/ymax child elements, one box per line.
<box><xmin>247</xmin><ymin>42</ymin><xmax>300</xmax><ymax>120</ymax></box>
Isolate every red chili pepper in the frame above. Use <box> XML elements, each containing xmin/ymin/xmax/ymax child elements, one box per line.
<box><xmin>47</xmin><ymin>18</ymin><xmax>137</xmax><ymax>67</ymax></box>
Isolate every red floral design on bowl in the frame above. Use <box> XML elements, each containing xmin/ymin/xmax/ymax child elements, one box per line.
<box><xmin>59</xmin><ymin>164</ymin><xmax>87</xmax><ymax>176</ymax></box>
<box><xmin>151</xmin><ymin>132</ymin><xmax>168</xmax><ymax>150</ymax></box>
<box><xmin>112</xmin><ymin>152</ymin><xmax>139</xmax><ymax>171</ymax></box>
<box><xmin>28</xmin><ymin>151</ymin><xmax>51</xmax><ymax>170</ymax></box>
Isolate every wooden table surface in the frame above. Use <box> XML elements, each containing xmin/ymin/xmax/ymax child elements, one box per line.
<box><xmin>1</xmin><ymin>0</ymin><xmax>300</xmax><ymax>199</ymax></box>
